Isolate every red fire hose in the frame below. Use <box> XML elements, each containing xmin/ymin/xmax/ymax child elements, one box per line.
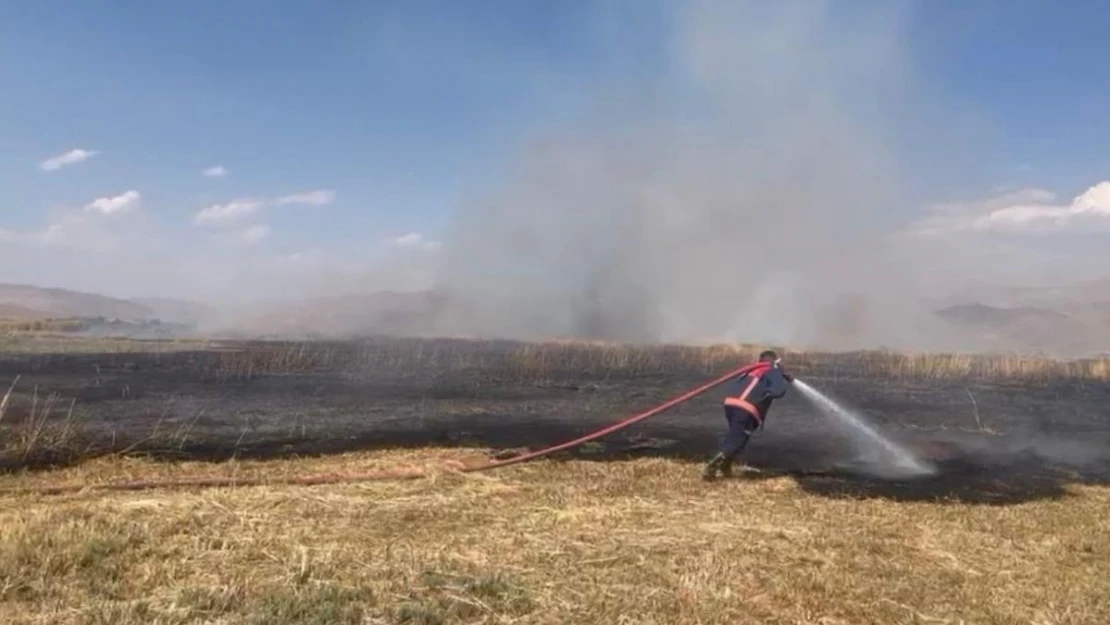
<box><xmin>470</xmin><ymin>360</ymin><xmax>773</xmax><ymax>472</ymax></box>
<box><xmin>7</xmin><ymin>360</ymin><xmax>773</xmax><ymax>496</ymax></box>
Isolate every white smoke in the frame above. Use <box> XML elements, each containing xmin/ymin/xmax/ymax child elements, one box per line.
<box><xmin>427</xmin><ymin>0</ymin><xmax>976</xmax><ymax>350</ymax></box>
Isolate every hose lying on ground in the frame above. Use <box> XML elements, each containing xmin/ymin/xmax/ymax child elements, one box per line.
<box><xmin>4</xmin><ymin>361</ymin><xmax>772</xmax><ymax>496</ymax></box>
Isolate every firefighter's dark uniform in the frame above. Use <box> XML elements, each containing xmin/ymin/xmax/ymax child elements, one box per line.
<box><xmin>703</xmin><ymin>362</ymin><xmax>792</xmax><ymax>480</ymax></box>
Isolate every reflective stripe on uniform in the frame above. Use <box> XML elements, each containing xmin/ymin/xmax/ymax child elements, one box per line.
<box><xmin>724</xmin><ymin>397</ymin><xmax>761</xmax><ymax>421</ymax></box>
<box><xmin>724</xmin><ymin>373</ymin><xmax>763</xmax><ymax>423</ymax></box>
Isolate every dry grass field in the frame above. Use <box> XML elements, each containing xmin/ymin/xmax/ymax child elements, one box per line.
<box><xmin>1</xmin><ymin>336</ymin><xmax>1108</xmax><ymax>623</ymax></box>
<box><xmin>1</xmin><ymin>449</ymin><xmax>1107</xmax><ymax>625</ymax></box>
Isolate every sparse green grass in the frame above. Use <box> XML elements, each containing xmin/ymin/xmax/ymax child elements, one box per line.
<box><xmin>0</xmin><ymin>450</ymin><xmax>1106</xmax><ymax>624</ymax></box>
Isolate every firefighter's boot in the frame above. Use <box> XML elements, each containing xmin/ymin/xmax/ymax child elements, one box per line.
<box><xmin>719</xmin><ymin>456</ymin><xmax>734</xmax><ymax>478</ymax></box>
<box><xmin>702</xmin><ymin>453</ymin><xmax>727</xmax><ymax>481</ymax></box>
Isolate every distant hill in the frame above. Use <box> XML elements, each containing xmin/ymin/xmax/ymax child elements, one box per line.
<box><xmin>935</xmin><ymin>303</ymin><xmax>1069</xmax><ymax>327</ymax></box>
<box><xmin>234</xmin><ymin>289</ymin><xmax>1110</xmax><ymax>355</ymax></box>
<box><xmin>0</xmin><ymin>302</ymin><xmax>53</xmax><ymax>320</ymax></box>
<box><xmin>934</xmin><ymin>302</ymin><xmax>1108</xmax><ymax>357</ymax></box>
<box><xmin>0</xmin><ymin>283</ymin><xmax>153</xmax><ymax>321</ymax></box>
<box><xmin>2</xmin><ymin>281</ymin><xmax>1108</xmax><ymax>356</ymax></box>
<box><xmin>131</xmin><ymin>297</ymin><xmax>213</xmax><ymax>325</ymax></box>
<box><xmin>223</xmin><ymin>290</ymin><xmax>454</xmax><ymax>338</ymax></box>
<box><xmin>228</xmin><ymin>291</ymin><xmax>1110</xmax><ymax>356</ymax></box>
<box><xmin>948</xmin><ymin>278</ymin><xmax>1110</xmax><ymax>311</ymax></box>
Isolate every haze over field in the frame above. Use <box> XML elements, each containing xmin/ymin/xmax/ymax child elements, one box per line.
<box><xmin>3</xmin><ymin>2</ymin><xmax>1109</xmax><ymax>355</ymax></box>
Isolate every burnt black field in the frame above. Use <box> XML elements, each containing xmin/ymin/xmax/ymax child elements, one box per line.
<box><xmin>1</xmin><ymin>337</ymin><xmax>1108</xmax><ymax>505</ymax></box>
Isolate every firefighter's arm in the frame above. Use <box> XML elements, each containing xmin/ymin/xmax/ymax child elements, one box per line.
<box><xmin>773</xmin><ymin>358</ymin><xmax>795</xmax><ymax>384</ymax></box>
<box><xmin>765</xmin><ymin>367</ymin><xmax>791</xmax><ymax>398</ymax></box>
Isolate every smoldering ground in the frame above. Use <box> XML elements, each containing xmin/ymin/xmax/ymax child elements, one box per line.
<box><xmin>2</xmin><ymin>340</ymin><xmax>1108</xmax><ymax>505</ymax></box>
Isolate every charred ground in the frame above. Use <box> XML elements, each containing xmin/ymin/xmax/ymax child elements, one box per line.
<box><xmin>0</xmin><ymin>337</ymin><xmax>1107</xmax><ymax>505</ymax></box>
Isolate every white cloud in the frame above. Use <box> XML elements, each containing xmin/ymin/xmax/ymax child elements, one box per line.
<box><xmin>193</xmin><ymin>199</ymin><xmax>265</xmax><ymax>226</ymax></box>
<box><xmin>202</xmin><ymin>166</ymin><xmax>228</xmax><ymax>178</ymax></box>
<box><xmin>40</xmin><ymin>148</ymin><xmax>100</xmax><ymax>171</ymax></box>
<box><xmin>4</xmin><ymin>190</ymin><xmax>146</xmax><ymax>252</ymax></box>
<box><xmin>1074</xmin><ymin>182</ymin><xmax>1110</xmax><ymax>212</ymax></box>
<box><xmin>274</xmin><ymin>189</ymin><xmax>336</xmax><ymax>206</ymax></box>
<box><xmin>192</xmin><ymin>189</ymin><xmax>335</xmax><ymax>231</ymax></box>
<box><xmin>389</xmin><ymin>232</ymin><xmax>442</xmax><ymax>251</ymax></box>
<box><xmin>241</xmin><ymin>224</ymin><xmax>271</xmax><ymax>244</ymax></box>
<box><xmin>911</xmin><ymin>181</ymin><xmax>1110</xmax><ymax>235</ymax></box>
<box><xmin>275</xmin><ymin>249</ymin><xmax>323</xmax><ymax>266</ymax></box>
<box><xmin>37</xmin><ymin>214</ymin><xmax>87</xmax><ymax>247</ymax></box>
<box><xmin>2</xmin><ymin>212</ymin><xmax>120</xmax><ymax>252</ymax></box>
<box><xmin>84</xmin><ymin>190</ymin><xmax>141</xmax><ymax>215</ymax></box>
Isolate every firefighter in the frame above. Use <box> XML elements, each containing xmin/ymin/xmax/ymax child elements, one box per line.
<box><xmin>703</xmin><ymin>349</ymin><xmax>794</xmax><ymax>481</ymax></box>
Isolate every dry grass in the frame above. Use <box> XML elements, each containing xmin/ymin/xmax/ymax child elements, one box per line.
<box><xmin>2</xmin><ymin>334</ymin><xmax>1105</xmax><ymax>621</ymax></box>
<box><xmin>210</xmin><ymin>338</ymin><xmax>1110</xmax><ymax>383</ymax></box>
<box><xmin>0</xmin><ymin>376</ymin><xmax>91</xmax><ymax>467</ymax></box>
<box><xmin>0</xmin><ymin>334</ymin><xmax>207</xmax><ymax>355</ymax></box>
<box><xmin>851</xmin><ymin>349</ymin><xmax>1110</xmax><ymax>382</ymax></box>
<box><xmin>3</xmin><ymin>333</ymin><xmax>1109</xmax><ymax>382</ymax></box>
<box><xmin>0</xmin><ymin>449</ymin><xmax>1106</xmax><ymax>624</ymax></box>
<box><xmin>0</xmin><ymin>319</ymin><xmax>83</xmax><ymax>334</ymax></box>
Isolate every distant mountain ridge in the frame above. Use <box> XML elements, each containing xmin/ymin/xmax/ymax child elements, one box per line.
<box><xmin>934</xmin><ymin>302</ymin><xmax>1108</xmax><ymax>357</ymax></box>
<box><xmin>1</xmin><ymin>282</ymin><xmax>1108</xmax><ymax>356</ymax></box>
<box><xmin>0</xmin><ymin>283</ymin><xmax>153</xmax><ymax>321</ymax></box>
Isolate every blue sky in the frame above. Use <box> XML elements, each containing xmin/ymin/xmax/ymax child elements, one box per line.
<box><xmin>2</xmin><ymin>1</ymin><xmax>1109</xmax><ymax>302</ymax></box>
<box><xmin>903</xmin><ymin>0</ymin><xmax>1110</xmax><ymax>190</ymax></box>
<box><xmin>1</xmin><ymin>2</ymin><xmax>626</xmax><ymax>240</ymax></box>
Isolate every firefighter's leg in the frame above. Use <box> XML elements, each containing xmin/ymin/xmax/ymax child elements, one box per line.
<box><xmin>723</xmin><ymin>411</ymin><xmax>755</xmax><ymax>476</ymax></box>
<box><xmin>705</xmin><ymin>407</ymin><xmax>749</xmax><ymax>480</ymax></box>
<box><xmin>703</xmin><ymin>408</ymin><xmax>735</xmax><ymax>480</ymax></box>
<box><xmin>724</xmin><ymin>431</ymin><xmax>753</xmax><ymax>475</ymax></box>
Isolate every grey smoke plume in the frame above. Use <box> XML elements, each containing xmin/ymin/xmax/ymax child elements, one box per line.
<box><xmin>429</xmin><ymin>1</ymin><xmax>974</xmax><ymax>350</ymax></box>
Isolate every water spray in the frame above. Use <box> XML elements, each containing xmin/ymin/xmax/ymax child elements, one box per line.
<box><xmin>793</xmin><ymin>379</ymin><xmax>936</xmax><ymax>479</ymax></box>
